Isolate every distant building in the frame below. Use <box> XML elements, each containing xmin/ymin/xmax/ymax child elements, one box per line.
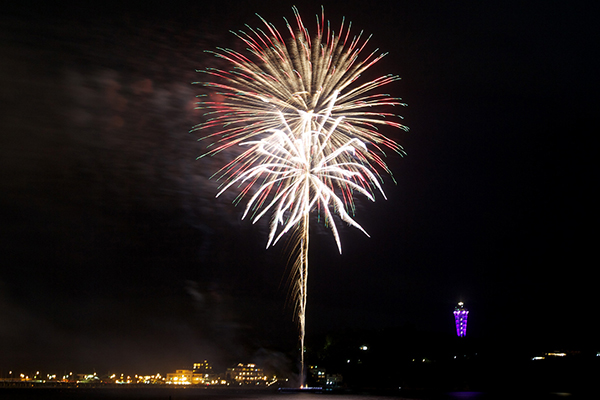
<box><xmin>309</xmin><ymin>365</ymin><xmax>326</xmax><ymax>386</ymax></box>
<box><xmin>325</xmin><ymin>373</ymin><xmax>343</xmax><ymax>387</ymax></box>
<box><xmin>225</xmin><ymin>363</ymin><xmax>267</xmax><ymax>384</ymax></box>
<box><xmin>454</xmin><ymin>302</ymin><xmax>469</xmax><ymax>337</ymax></box>
<box><xmin>193</xmin><ymin>360</ymin><xmax>213</xmax><ymax>374</ymax></box>
<box><xmin>308</xmin><ymin>365</ymin><xmax>342</xmax><ymax>388</ymax></box>
<box><xmin>167</xmin><ymin>361</ymin><xmax>222</xmax><ymax>385</ymax></box>
<box><xmin>166</xmin><ymin>369</ymin><xmax>196</xmax><ymax>385</ymax></box>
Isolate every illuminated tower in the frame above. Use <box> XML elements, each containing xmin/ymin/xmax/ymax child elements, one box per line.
<box><xmin>454</xmin><ymin>302</ymin><xmax>469</xmax><ymax>337</ymax></box>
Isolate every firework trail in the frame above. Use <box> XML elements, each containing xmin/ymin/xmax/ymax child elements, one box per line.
<box><xmin>193</xmin><ymin>6</ymin><xmax>407</xmax><ymax>386</ymax></box>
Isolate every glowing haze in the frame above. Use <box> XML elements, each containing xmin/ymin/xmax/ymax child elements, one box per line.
<box><xmin>193</xmin><ymin>6</ymin><xmax>408</xmax><ymax>386</ymax></box>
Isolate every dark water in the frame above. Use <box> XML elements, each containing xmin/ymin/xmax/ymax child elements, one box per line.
<box><xmin>0</xmin><ymin>388</ymin><xmax>584</xmax><ymax>400</ymax></box>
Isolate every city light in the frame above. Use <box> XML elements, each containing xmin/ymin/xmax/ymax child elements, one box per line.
<box><xmin>0</xmin><ymin>361</ymin><xmax>295</xmax><ymax>389</ymax></box>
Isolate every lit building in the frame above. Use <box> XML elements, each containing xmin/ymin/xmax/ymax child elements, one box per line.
<box><xmin>166</xmin><ymin>361</ymin><xmax>223</xmax><ymax>385</ymax></box>
<box><xmin>325</xmin><ymin>373</ymin><xmax>343</xmax><ymax>387</ymax></box>
<box><xmin>193</xmin><ymin>360</ymin><xmax>213</xmax><ymax>374</ymax></box>
<box><xmin>309</xmin><ymin>365</ymin><xmax>326</xmax><ymax>386</ymax></box>
<box><xmin>453</xmin><ymin>302</ymin><xmax>469</xmax><ymax>337</ymax></box>
<box><xmin>309</xmin><ymin>365</ymin><xmax>342</xmax><ymax>388</ymax></box>
<box><xmin>225</xmin><ymin>363</ymin><xmax>267</xmax><ymax>384</ymax></box>
<box><xmin>166</xmin><ymin>369</ymin><xmax>195</xmax><ymax>385</ymax></box>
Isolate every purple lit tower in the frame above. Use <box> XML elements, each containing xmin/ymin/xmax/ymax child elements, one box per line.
<box><xmin>453</xmin><ymin>302</ymin><xmax>469</xmax><ymax>337</ymax></box>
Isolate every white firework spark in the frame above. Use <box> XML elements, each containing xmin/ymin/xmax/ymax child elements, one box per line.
<box><xmin>193</xmin><ymin>6</ymin><xmax>407</xmax><ymax>386</ymax></box>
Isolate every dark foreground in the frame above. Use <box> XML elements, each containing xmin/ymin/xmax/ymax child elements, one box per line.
<box><xmin>0</xmin><ymin>387</ymin><xmax>591</xmax><ymax>400</ymax></box>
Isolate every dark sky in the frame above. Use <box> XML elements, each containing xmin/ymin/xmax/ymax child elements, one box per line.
<box><xmin>1</xmin><ymin>0</ymin><xmax>596</xmax><ymax>375</ymax></box>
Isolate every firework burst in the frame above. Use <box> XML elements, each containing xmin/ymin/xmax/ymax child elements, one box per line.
<box><xmin>193</xmin><ymin>6</ymin><xmax>407</xmax><ymax>386</ymax></box>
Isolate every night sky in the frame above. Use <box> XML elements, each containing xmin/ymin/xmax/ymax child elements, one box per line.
<box><xmin>1</xmin><ymin>0</ymin><xmax>596</xmax><ymax>376</ymax></box>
